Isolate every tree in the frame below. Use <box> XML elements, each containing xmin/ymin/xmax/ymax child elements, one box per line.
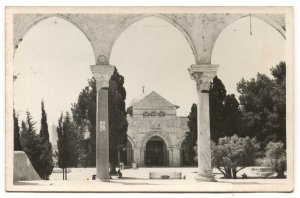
<box><xmin>14</xmin><ymin>109</ymin><xmax>22</xmax><ymax>151</ymax></box>
<box><xmin>20</xmin><ymin>112</ymin><xmax>39</xmax><ymax>170</ymax></box>
<box><xmin>71</xmin><ymin>68</ymin><xmax>128</xmax><ymax>172</ymax></box>
<box><xmin>71</xmin><ymin>79</ymin><xmax>97</xmax><ymax>167</ymax></box>
<box><xmin>40</xmin><ymin>100</ymin><xmax>50</xmax><ymax>141</ymax></box>
<box><xmin>185</xmin><ymin>103</ymin><xmax>197</xmax><ymax>164</ymax></box>
<box><xmin>186</xmin><ymin>77</ymin><xmax>243</xmax><ymax>163</ymax></box>
<box><xmin>108</xmin><ymin>68</ymin><xmax>128</xmax><ymax>174</ymax></box>
<box><xmin>57</xmin><ymin>112</ymin><xmax>81</xmax><ymax>179</ymax></box>
<box><xmin>211</xmin><ymin>135</ymin><xmax>260</xmax><ymax>179</ymax></box>
<box><xmin>56</xmin><ymin>114</ymin><xmax>67</xmax><ymax>180</ymax></box>
<box><xmin>258</xmin><ymin>141</ymin><xmax>286</xmax><ymax>178</ymax></box>
<box><xmin>20</xmin><ymin>106</ymin><xmax>54</xmax><ymax>180</ymax></box>
<box><xmin>237</xmin><ymin>61</ymin><xmax>286</xmax><ymax>147</ymax></box>
<box><xmin>209</xmin><ymin>76</ymin><xmax>227</xmax><ymax>142</ymax></box>
<box><xmin>222</xmin><ymin>94</ymin><xmax>243</xmax><ymax>137</ymax></box>
<box><xmin>37</xmin><ymin>101</ymin><xmax>54</xmax><ymax>179</ymax></box>
<box><xmin>20</xmin><ymin>111</ymin><xmax>53</xmax><ymax>179</ymax></box>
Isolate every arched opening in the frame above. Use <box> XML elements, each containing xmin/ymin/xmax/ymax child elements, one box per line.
<box><xmin>211</xmin><ymin>16</ymin><xmax>285</xmax><ymax>97</ymax></box>
<box><xmin>110</xmin><ymin>16</ymin><xmax>196</xmax><ymax>117</ymax></box>
<box><xmin>145</xmin><ymin>136</ymin><xmax>168</xmax><ymax>167</ymax></box>
<box><xmin>13</xmin><ymin>16</ymin><xmax>95</xmax><ymax>136</ymax></box>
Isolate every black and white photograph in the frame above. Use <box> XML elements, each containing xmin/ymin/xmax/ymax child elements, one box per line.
<box><xmin>5</xmin><ymin>6</ymin><xmax>294</xmax><ymax>192</ymax></box>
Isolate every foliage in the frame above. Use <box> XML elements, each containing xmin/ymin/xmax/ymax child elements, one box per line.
<box><xmin>37</xmin><ymin>101</ymin><xmax>54</xmax><ymax>179</ymax></box>
<box><xmin>71</xmin><ymin>68</ymin><xmax>128</xmax><ymax>171</ymax></box>
<box><xmin>211</xmin><ymin>135</ymin><xmax>260</xmax><ymax>179</ymax></box>
<box><xmin>108</xmin><ymin>68</ymin><xmax>128</xmax><ymax>173</ymax></box>
<box><xmin>209</xmin><ymin>76</ymin><xmax>226</xmax><ymax>142</ymax></box>
<box><xmin>257</xmin><ymin>141</ymin><xmax>286</xmax><ymax>178</ymax></box>
<box><xmin>222</xmin><ymin>94</ymin><xmax>243</xmax><ymax>137</ymax></box>
<box><xmin>14</xmin><ymin>109</ymin><xmax>22</xmax><ymax>151</ymax></box>
<box><xmin>56</xmin><ymin>112</ymin><xmax>81</xmax><ymax>179</ymax></box>
<box><xmin>57</xmin><ymin>112</ymin><xmax>81</xmax><ymax>168</ymax></box>
<box><xmin>237</xmin><ymin>62</ymin><xmax>286</xmax><ymax>147</ymax></box>
<box><xmin>185</xmin><ymin>103</ymin><xmax>197</xmax><ymax>164</ymax></box>
<box><xmin>210</xmin><ymin>77</ymin><xmax>244</xmax><ymax>141</ymax></box>
<box><xmin>39</xmin><ymin>100</ymin><xmax>50</xmax><ymax>141</ymax></box>
<box><xmin>20</xmin><ymin>110</ymin><xmax>54</xmax><ymax>180</ymax></box>
<box><xmin>71</xmin><ymin>78</ymin><xmax>96</xmax><ymax>167</ymax></box>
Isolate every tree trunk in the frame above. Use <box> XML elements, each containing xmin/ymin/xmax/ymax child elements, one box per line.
<box><xmin>224</xmin><ymin>167</ymin><xmax>232</xmax><ymax>179</ymax></box>
<box><xmin>217</xmin><ymin>167</ymin><xmax>226</xmax><ymax>178</ymax></box>
<box><xmin>62</xmin><ymin>168</ymin><xmax>65</xmax><ymax>180</ymax></box>
<box><xmin>232</xmin><ymin>168</ymin><xmax>237</xmax><ymax>179</ymax></box>
<box><xmin>65</xmin><ymin>168</ymin><xmax>68</xmax><ymax>180</ymax></box>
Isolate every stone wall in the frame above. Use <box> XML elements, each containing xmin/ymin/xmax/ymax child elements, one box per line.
<box><xmin>13</xmin><ymin>151</ymin><xmax>40</xmax><ymax>182</ymax></box>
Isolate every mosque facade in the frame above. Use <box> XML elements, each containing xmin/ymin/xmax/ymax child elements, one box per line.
<box><xmin>123</xmin><ymin>91</ymin><xmax>191</xmax><ymax>167</ymax></box>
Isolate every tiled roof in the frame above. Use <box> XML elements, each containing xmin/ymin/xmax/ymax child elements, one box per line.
<box><xmin>133</xmin><ymin>91</ymin><xmax>179</xmax><ymax>108</ymax></box>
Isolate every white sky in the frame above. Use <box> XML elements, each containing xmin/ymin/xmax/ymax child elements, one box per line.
<box><xmin>13</xmin><ymin>16</ymin><xmax>285</xmax><ymax>131</ymax></box>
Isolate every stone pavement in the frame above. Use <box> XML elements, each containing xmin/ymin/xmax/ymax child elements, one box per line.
<box><xmin>13</xmin><ymin>167</ymin><xmax>288</xmax><ymax>192</ymax></box>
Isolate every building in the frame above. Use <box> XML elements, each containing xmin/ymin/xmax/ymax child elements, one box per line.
<box><xmin>123</xmin><ymin>91</ymin><xmax>191</xmax><ymax>167</ymax></box>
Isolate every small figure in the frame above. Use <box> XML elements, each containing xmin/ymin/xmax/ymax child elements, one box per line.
<box><xmin>183</xmin><ymin>175</ymin><xmax>186</xmax><ymax>179</ymax></box>
<box><xmin>120</xmin><ymin>162</ymin><xmax>124</xmax><ymax>170</ymax></box>
<box><xmin>92</xmin><ymin>175</ymin><xmax>96</xmax><ymax>180</ymax></box>
<box><xmin>242</xmin><ymin>173</ymin><xmax>248</xmax><ymax>179</ymax></box>
<box><xmin>117</xmin><ymin>169</ymin><xmax>122</xmax><ymax>179</ymax></box>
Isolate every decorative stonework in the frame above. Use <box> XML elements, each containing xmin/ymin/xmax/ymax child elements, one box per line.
<box><xmin>90</xmin><ymin>65</ymin><xmax>115</xmax><ymax>91</ymax></box>
<box><xmin>188</xmin><ymin>64</ymin><xmax>219</xmax><ymax>92</ymax></box>
<box><xmin>97</xmin><ymin>55</ymin><xmax>108</xmax><ymax>65</ymax></box>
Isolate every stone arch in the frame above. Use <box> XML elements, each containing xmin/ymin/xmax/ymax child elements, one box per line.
<box><xmin>109</xmin><ymin>14</ymin><xmax>197</xmax><ymax>64</ymax></box>
<box><xmin>13</xmin><ymin>14</ymin><xmax>97</xmax><ymax>63</ymax></box>
<box><xmin>141</xmin><ymin>131</ymin><xmax>172</xmax><ymax>148</ymax></box>
<box><xmin>212</xmin><ymin>14</ymin><xmax>286</xmax><ymax>54</ymax></box>
<box><xmin>127</xmin><ymin>135</ymin><xmax>135</xmax><ymax>148</ymax></box>
<box><xmin>177</xmin><ymin>134</ymin><xmax>188</xmax><ymax>148</ymax></box>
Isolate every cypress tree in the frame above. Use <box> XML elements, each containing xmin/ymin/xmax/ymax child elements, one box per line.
<box><xmin>39</xmin><ymin>100</ymin><xmax>49</xmax><ymax>141</ymax></box>
<box><xmin>14</xmin><ymin>109</ymin><xmax>22</xmax><ymax>151</ymax></box>
<box><xmin>37</xmin><ymin>100</ymin><xmax>54</xmax><ymax>179</ymax></box>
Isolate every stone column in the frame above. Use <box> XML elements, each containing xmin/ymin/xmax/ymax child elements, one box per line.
<box><xmin>133</xmin><ymin>147</ymin><xmax>140</xmax><ymax>165</ymax></box>
<box><xmin>140</xmin><ymin>148</ymin><xmax>146</xmax><ymax>167</ymax></box>
<box><xmin>168</xmin><ymin>148</ymin><xmax>173</xmax><ymax>166</ymax></box>
<box><xmin>188</xmin><ymin>64</ymin><xmax>218</xmax><ymax>182</ymax></box>
<box><xmin>90</xmin><ymin>64</ymin><xmax>114</xmax><ymax>182</ymax></box>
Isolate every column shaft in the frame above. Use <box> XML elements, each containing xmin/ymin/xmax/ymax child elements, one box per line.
<box><xmin>196</xmin><ymin>92</ymin><xmax>215</xmax><ymax>181</ymax></box>
<box><xmin>96</xmin><ymin>89</ymin><xmax>110</xmax><ymax>181</ymax></box>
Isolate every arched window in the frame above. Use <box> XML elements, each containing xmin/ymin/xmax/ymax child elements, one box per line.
<box><xmin>151</xmin><ymin>111</ymin><xmax>156</xmax><ymax>116</ymax></box>
<box><xmin>143</xmin><ymin>112</ymin><xmax>150</xmax><ymax>117</ymax></box>
<box><xmin>159</xmin><ymin>111</ymin><xmax>165</xmax><ymax>117</ymax></box>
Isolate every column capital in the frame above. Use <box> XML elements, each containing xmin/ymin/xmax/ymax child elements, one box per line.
<box><xmin>90</xmin><ymin>65</ymin><xmax>115</xmax><ymax>91</ymax></box>
<box><xmin>188</xmin><ymin>64</ymin><xmax>219</xmax><ymax>92</ymax></box>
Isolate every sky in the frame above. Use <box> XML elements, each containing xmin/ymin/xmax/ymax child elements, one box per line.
<box><xmin>13</xmin><ymin>16</ymin><xmax>285</xmax><ymax>132</ymax></box>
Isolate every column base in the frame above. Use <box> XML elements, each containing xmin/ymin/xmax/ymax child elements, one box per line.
<box><xmin>96</xmin><ymin>178</ymin><xmax>110</xmax><ymax>182</ymax></box>
<box><xmin>195</xmin><ymin>173</ymin><xmax>217</xmax><ymax>182</ymax></box>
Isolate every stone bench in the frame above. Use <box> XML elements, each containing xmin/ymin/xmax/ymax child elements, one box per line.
<box><xmin>149</xmin><ymin>172</ymin><xmax>182</xmax><ymax>179</ymax></box>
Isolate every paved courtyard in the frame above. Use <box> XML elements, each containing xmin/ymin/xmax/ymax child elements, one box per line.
<box><xmin>13</xmin><ymin>167</ymin><xmax>288</xmax><ymax>192</ymax></box>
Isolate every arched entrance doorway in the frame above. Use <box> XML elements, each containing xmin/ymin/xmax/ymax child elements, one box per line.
<box><xmin>145</xmin><ymin>136</ymin><xmax>168</xmax><ymax>167</ymax></box>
